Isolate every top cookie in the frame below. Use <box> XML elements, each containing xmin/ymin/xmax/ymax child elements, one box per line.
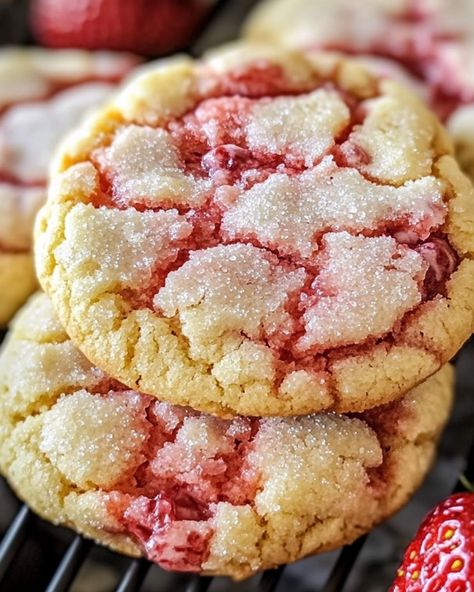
<box><xmin>244</xmin><ymin>0</ymin><xmax>474</xmax><ymax>181</ymax></box>
<box><xmin>35</xmin><ymin>43</ymin><xmax>474</xmax><ymax>417</ymax></box>
<box><xmin>0</xmin><ymin>48</ymin><xmax>138</xmax><ymax>324</ymax></box>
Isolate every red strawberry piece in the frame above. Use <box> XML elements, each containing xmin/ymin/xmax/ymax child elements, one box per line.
<box><xmin>417</xmin><ymin>237</ymin><xmax>458</xmax><ymax>300</ymax></box>
<box><xmin>122</xmin><ymin>493</ymin><xmax>175</xmax><ymax>543</ymax></box>
<box><xmin>30</xmin><ymin>0</ymin><xmax>213</xmax><ymax>56</ymax></box>
<box><xmin>120</xmin><ymin>493</ymin><xmax>212</xmax><ymax>571</ymax></box>
<box><xmin>390</xmin><ymin>492</ymin><xmax>474</xmax><ymax>592</ymax></box>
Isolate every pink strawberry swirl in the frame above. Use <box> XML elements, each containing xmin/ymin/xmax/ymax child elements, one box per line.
<box><xmin>96</xmin><ymin>391</ymin><xmax>259</xmax><ymax>571</ymax></box>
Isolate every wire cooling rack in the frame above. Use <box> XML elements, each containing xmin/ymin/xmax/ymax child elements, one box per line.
<box><xmin>0</xmin><ymin>1</ymin><xmax>473</xmax><ymax>590</ymax></box>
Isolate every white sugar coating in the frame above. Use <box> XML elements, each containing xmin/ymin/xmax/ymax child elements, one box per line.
<box><xmin>62</xmin><ymin>490</ymin><xmax>128</xmax><ymax>537</ymax></box>
<box><xmin>0</xmin><ymin>83</ymin><xmax>114</xmax><ymax>183</ymax></box>
<box><xmin>191</xmin><ymin>96</ymin><xmax>250</xmax><ymax>147</ymax></box>
<box><xmin>0</xmin><ymin>184</ymin><xmax>45</xmax><ymax>249</ymax></box>
<box><xmin>296</xmin><ymin>232</ymin><xmax>427</xmax><ymax>352</ymax></box>
<box><xmin>33</xmin><ymin>42</ymin><xmax>473</xmax><ymax>422</ymax></box>
<box><xmin>152</xmin><ymin>401</ymin><xmax>189</xmax><ymax>432</ymax></box>
<box><xmin>13</xmin><ymin>292</ymin><xmax>69</xmax><ymax>344</ymax></box>
<box><xmin>249</xmin><ymin>414</ymin><xmax>381</xmax><ymax>517</ymax></box>
<box><xmin>246</xmin><ymin>89</ymin><xmax>350</xmax><ymax>166</ymax></box>
<box><xmin>152</xmin><ymin>415</ymin><xmax>235</xmax><ymax>477</ymax></box>
<box><xmin>204</xmin><ymin>503</ymin><xmax>263</xmax><ymax>572</ymax></box>
<box><xmin>55</xmin><ymin>205</ymin><xmax>192</xmax><ymax>297</ymax></box>
<box><xmin>40</xmin><ymin>390</ymin><xmax>150</xmax><ymax>489</ymax></box>
<box><xmin>96</xmin><ymin>125</ymin><xmax>210</xmax><ymax>207</ymax></box>
<box><xmin>154</xmin><ymin>243</ymin><xmax>307</xmax><ymax>361</ymax></box>
<box><xmin>342</xmin><ymin>86</ymin><xmax>437</xmax><ymax>183</ymax></box>
<box><xmin>221</xmin><ymin>156</ymin><xmax>445</xmax><ymax>260</ymax></box>
<box><xmin>0</xmin><ymin>339</ymin><xmax>101</xmax><ymax>418</ymax></box>
<box><xmin>174</xmin><ymin>416</ymin><xmax>234</xmax><ymax>457</ymax></box>
<box><xmin>278</xmin><ymin>369</ymin><xmax>331</xmax><ymax>405</ymax></box>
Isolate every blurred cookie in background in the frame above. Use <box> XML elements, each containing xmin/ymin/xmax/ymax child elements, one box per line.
<box><xmin>0</xmin><ymin>48</ymin><xmax>139</xmax><ymax>325</ymax></box>
<box><xmin>244</xmin><ymin>0</ymin><xmax>474</xmax><ymax>183</ymax></box>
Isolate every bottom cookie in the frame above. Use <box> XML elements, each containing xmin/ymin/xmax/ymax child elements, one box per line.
<box><xmin>0</xmin><ymin>294</ymin><xmax>453</xmax><ymax>579</ymax></box>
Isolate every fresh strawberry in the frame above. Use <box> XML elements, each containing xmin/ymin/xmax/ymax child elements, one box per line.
<box><xmin>390</xmin><ymin>492</ymin><xmax>474</xmax><ymax>592</ymax></box>
<box><xmin>30</xmin><ymin>0</ymin><xmax>213</xmax><ymax>56</ymax></box>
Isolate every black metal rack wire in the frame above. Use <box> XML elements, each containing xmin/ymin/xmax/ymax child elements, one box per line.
<box><xmin>0</xmin><ymin>0</ymin><xmax>474</xmax><ymax>590</ymax></box>
<box><xmin>0</xmin><ymin>512</ymin><xmax>364</xmax><ymax>592</ymax></box>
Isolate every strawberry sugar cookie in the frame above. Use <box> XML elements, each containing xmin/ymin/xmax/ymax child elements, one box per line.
<box><xmin>35</xmin><ymin>44</ymin><xmax>474</xmax><ymax>416</ymax></box>
<box><xmin>0</xmin><ymin>47</ymin><xmax>138</xmax><ymax>324</ymax></box>
<box><xmin>0</xmin><ymin>293</ymin><xmax>453</xmax><ymax>579</ymax></box>
<box><xmin>245</xmin><ymin>0</ymin><xmax>474</xmax><ymax>182</ymax></box>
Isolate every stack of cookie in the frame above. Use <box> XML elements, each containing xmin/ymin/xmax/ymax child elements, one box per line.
<box><xmin>1</xmin><ymin>43</ymin><xmax>473</xmax><ymax>579</ymax></box>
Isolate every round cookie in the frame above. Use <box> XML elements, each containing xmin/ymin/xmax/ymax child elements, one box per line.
<box><xmin>244</xmin><ymin>0</ymin><xmax>474</xmax><ymax>182</ymax></box>
<box><xmin>0</xmin><ymin>47</ymin><xmax>139</xmax><ymax>324</ymax></box>
<box><xmin>0</xmin><ymin>293</ymin><xmax>453</xmax><ymax>579</ymax></box>
<box><xmin>35</xmin><ymin>43</ymin><xmax>474</xmax><ymax>417</ymax></box>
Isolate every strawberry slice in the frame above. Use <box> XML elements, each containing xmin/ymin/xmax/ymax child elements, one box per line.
<box><xmin>30</xmin><ymin>0</ymin><xmax>213</xmax><ymax>56</ymax></box>
<box><xmin>390</xmin><ymin>492</ymin><xmax>474</xmax><ymax>592</ymax></box>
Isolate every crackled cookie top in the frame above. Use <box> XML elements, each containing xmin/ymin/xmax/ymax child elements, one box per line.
<box><xmin>35</xmin><ymin>44</ymin><xmax>474</xmax><ymax>416</ymax></box>
<box><xmin>0</xmin><ymin>294</ymin><xmax>453</xmax><ymax>579</ymax></box>
<box><xmin>245</xmin><ymin>0</ymin><xmax>474</xmax><ymax>179</ymax></box>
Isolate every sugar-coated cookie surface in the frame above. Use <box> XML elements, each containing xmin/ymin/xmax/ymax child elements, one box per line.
<box><xmin>0</xmin><ymin>47</ymin><xmax>138</xmax><ymax>324</ymax></box>
<box><xmin>35</xmin><ymin>43</ymin><xmax>474</xmax><ymax>417</ymax></box>
<box><xmin>245</xmin><ymin>0</ymin><xmax>474</xmax><ymax>182</ymax></box>
<box><xmin>0</xmin><ymin>294</ymin><xmax>453</xmax><ymax>579</ymax></box>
